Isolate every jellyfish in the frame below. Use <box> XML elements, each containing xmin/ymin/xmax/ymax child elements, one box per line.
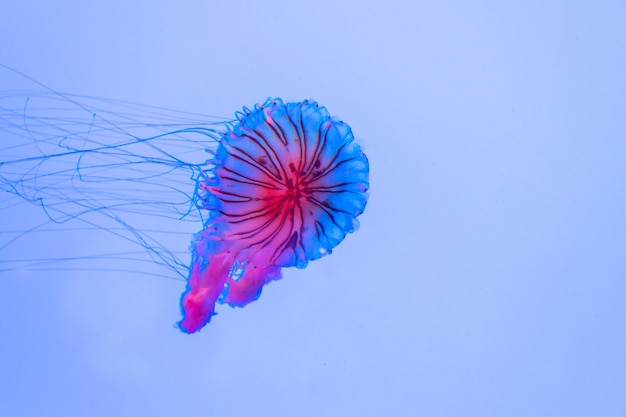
<box><xmin>0</xmin><ymin>73</ymin><xmax>369</xmax><ymax>334</ymax></box>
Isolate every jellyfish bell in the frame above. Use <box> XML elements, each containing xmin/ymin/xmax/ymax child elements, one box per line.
<box><xmin>178</xmin><ymin>99</ymin><xmax>369</xmax><ymax>333</ymax></box>
<box><xmin>1</xmin><ymin>76</ymin><xmax>369</xmax><ymax>334</ymax></box>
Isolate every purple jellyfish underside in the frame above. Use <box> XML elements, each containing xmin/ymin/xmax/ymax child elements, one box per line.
<box><xmin>178</xmin><ymin>99</ymin><xmax>369</xmax><ymax>333</ymax></box>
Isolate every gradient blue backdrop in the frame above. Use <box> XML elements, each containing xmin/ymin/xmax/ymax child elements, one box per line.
<box><xmin>1</xmin><ymin>1</ymin><xmax>626</xmax><ymax>416</ymax></box>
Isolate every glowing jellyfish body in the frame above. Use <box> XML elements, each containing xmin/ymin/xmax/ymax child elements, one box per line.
<box><xmin>179</xmin><ymin>99</ymin><xmax>369</xmax><ymax>333</ymax></box>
